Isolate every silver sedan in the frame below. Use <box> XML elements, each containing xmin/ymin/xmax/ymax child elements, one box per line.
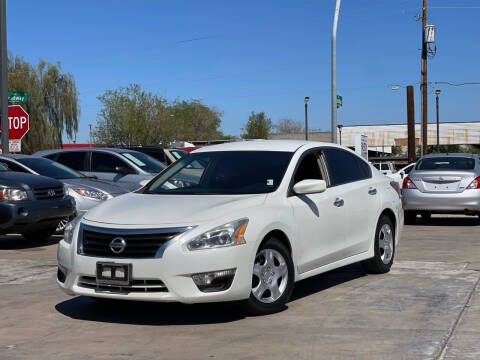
<box><xmin>402</xmin><ymin>153</ymin><xmax>480</xmax><ymax>223</ymax></box>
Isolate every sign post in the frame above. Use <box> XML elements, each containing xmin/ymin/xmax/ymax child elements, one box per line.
<box><xmin>0</xmin><ymin>105</ymin><xmax>30</xmax><ymax>153</ymax></box>
<box><xmin>355</xmin><ymin>134</ymin><xmax>368</xmax><ymax>161</ymax></box>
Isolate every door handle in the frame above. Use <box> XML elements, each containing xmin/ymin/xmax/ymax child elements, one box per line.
<box><xmin>334</xmin><ymin>197</ymin><xmax>344</xmax><ymax>207</ymax></box>
<box><xmin>368</xmin><ymin>188</ymin><xmax>377</xmax><ymax>195</ymax></box>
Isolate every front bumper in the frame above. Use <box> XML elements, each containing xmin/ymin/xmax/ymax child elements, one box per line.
<box><xmin>402</xmin><ymin>189</ymin><xmax>480</xmax><ymax>212</ymax></box>
<box><xmin>0</xmin><ymin>197</ymin><xmax>76</xmax><ymax>234</ymax></box>
<box><xmin>57</xmin><ymin>235</ymin><xmax>254</xmax><ymax>304</ymax></box>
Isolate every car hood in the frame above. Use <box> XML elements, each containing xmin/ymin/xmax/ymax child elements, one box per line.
<box><xmin>83</xmin><ymin>192</ymin><xmax>267</xmax><ymax>225</ymax></box>
<box><xmin>62</xmin><ymin>178</ymin><xmax>127</xmax><ymax>196</ymax></box>
<box><xmin>0</xmin><ymin>172</ymin><xmax>62</xmax><ymax>189</ymax></box>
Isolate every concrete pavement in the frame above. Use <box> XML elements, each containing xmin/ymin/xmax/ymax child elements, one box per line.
<box><xmin>0</xmin><ymin>215</ymin><xmax>479</xmax><ymax>359</ymax></box>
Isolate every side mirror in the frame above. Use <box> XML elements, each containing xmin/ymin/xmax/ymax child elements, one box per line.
<box><xmin>293</xmin><ymin>179</ymin><xmax>327</xmax><ymax>195</ymax></box>
<box><xmin>115</xmin><ymin>166</ymin><xmax>132</xmax><ymax>175</ymax></box>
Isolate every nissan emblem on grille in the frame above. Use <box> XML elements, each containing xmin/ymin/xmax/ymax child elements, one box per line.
<box><xmin>109</xmin><ymin>237</ymin><xmax>127</xmax><ymax>254</ymax></box>
<box><xmin>47</xmin><ymin>189</ymin><xmax>56</xmax><ymax>197</ymax></box>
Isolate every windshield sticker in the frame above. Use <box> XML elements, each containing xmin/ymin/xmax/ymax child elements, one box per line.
<box><xmin>123</xmin><ymin>153</ymin><xmax>146</xmax><ymax>166</ymax></box>
<box><xmin>267</xmin><ymin>179</ymin><xmax>274</xmax><ymax>186</ymax></box>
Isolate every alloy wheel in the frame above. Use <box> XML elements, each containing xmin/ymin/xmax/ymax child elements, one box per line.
<box><xmin>252</xmin><ymin>248</ymin><xmax>288</xmax><ymax>304</ymax></box>
<box><xmin>379</xmin><ymin>223</ymin><xmax>394</xmax><ymax>264</ymax></box>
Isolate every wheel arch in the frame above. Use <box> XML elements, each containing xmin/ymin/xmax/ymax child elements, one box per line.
<box><xmin>260</xmin><ymin>229</ymin><xmax>293</xmax><ymax>256</ymax></box>
<box><xmin>379</xmin><ymin>208</ymin><xmax>397</xmax><ymax>236</ymax></box>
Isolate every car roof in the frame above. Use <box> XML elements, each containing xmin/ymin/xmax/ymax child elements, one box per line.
<box><xmin>192</xmin><ymin>140</ymin><xmax>345</xmax><ymax>153</ymax></box>
<box><xmin>35</xmin><ymin>147</ymin><xmax>141</xmax><ymax>155</ymax></box>
<box><xmin>0</xmin><ymin>154</ymin><xmax>45</xmax><ymax>160</ymax></box>
<box><xmin>420</xmin><ymin>153</ymin><xmax>478</xmax><ymax>159</ymax></box>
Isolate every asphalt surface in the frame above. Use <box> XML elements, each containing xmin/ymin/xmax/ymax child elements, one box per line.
<box><xmin>0</xmin><ymin>215</ymin><xmax>479</xmax><ymax>360</ymax></box>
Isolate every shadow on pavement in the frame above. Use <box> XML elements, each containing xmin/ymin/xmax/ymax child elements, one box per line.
<box><xmin>55</xmin><ymin>296</ymin><xmax>246</xmax><ymax>325</ymax></box>
<box><xmin>290</xmin><ymin>263</ymin><xmax>366</xmax><ymax>302</ymax></box>
<box><xmin>410</xmin><ymin>216</ymin><xmax>480</xmax><ymax>227</ymax></box>
<box><xmin>0</xmin><ymin>234</ymin><xmax>61</xmax><ymax>250</ymax></box>
<box><xmin>55</xmin><ymin>263</ymin><xmax>365</xmax><ymax>325</ymax></box>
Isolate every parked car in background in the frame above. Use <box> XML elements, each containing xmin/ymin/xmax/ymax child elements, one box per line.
<box><xmin>57</xmin><ymin>140</ymin><xmax>403</xmax><ymax>315</ymax></box>
<box><xmin>122</xmin><ymin>146</ymin><xmax>188</xmax><ymax>165</ymax></box>
<box><xmin>387</xmin><ymin>163</ymin><xmax>415</xmax><ymax>187</ymax></box>
<box><xmin>0</xmin><ymin>155</ymin><xmax>128</xmax><ymax>231</ymax></box>
<box><xmin>35</xmin><ymin>148</ymin><xmax>167</xmax><ymax>191</ymax></box>
<box><xmin>372</xmin><ymin>162</ymin><xmax>395</xmax><ymax>175</ymax></box>
<box><xmin>402</xmin><ymin>153</ymin><xmax>480</xmax><ymax>223</ymax></box>
<box><xmin>0</xmin><ymin>163</ymin><xmax>75</xmax><ymax>241</ymax></box>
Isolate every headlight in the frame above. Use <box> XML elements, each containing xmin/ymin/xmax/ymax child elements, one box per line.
<box><xmin>186</xmin><ymin>218</ymin><xmax>248</xmax><ymax>251</ymax></box>
<box><xmin>72</xmin><ymin>188</ymin><xmax>109</xmax><ymax>201</ymax></box>
<box><xmin>0</xmin><ymin>187</ymin><xmax>29</xmax><ymax>201</ymax></box>
<box><xmin>64</xmin><ymin>215</ymin><xmax>84</xmax><ymax>244</ymax></box>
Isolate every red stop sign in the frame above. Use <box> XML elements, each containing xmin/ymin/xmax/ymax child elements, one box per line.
<box><xmin>3</xmin><ymin>105</ymin><xmax>30</xmax><ymax>140</ymax></box>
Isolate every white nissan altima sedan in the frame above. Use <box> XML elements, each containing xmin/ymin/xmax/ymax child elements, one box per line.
<box><xmin>57</xmin><ymin>140</ymin><xmax>403</xmax><ymax>314</ymax></box>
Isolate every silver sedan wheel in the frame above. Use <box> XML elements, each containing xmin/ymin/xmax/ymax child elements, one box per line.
<box><xmin>252</xmin><ymin>248</ymin><xmax>288</xmax><ymax>304</ymax></box>
<box><xmin>379</xmin><ymin>224</ymin><xmax>394</xmax><ymax>264</ymax></box>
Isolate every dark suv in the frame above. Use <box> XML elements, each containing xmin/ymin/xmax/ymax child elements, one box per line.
<box><xmin>0</xmin><ymin>163</ymin><xmax>75</xmax><ymax>241</ymax></box>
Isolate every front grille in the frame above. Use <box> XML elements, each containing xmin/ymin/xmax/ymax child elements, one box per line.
<box><xmin>33</xmin><ymin>186</ymin><xmax>64</xmax><ymax>200</ymax></box>
<box><xmin>80</xmin><ymin>227</ymin><xmax>184</xmax><ymax>258</ymax></box>
<box><xmin>78</xmin><ymin>276</ymin><xmax>168</xmax><ymax>294</ymax></box>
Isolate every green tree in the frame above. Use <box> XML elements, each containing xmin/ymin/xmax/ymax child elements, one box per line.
<box><xmin>94</xmin><ymin>84</ymin><xmax>223</xmax><ymax>146</ymax></box>
<box><xmin>7</xmin><ymin>54</ymin><xmax>79</xmax><ymax>152</ymax></box>
<box><xmin>242</xmin><ymin>111</ymin><xmax>272</xmax><ymax>139</ymax></box>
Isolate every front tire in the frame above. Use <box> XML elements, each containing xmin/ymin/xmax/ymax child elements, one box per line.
<box><xmin>362</xmin><ymin>215</ymin><xmax>395</xmax><ymax>274</ymax></box>
<box><xmin>244</xmin><ymin>238</ymin><xmax>294</xmax><ymax>315</ymax></box>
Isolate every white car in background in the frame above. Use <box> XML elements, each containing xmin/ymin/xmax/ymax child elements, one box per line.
<box><xmin>387</xmin><ymin>163</ymin><xmax>416</xmax><ymax>187</ymax></box>
<box><xmin>57</xmin><ymin>140</ymin><xmax>403</xmax><ymax>315</ymax></box>
<box><xmin>372</xmin><ymin>162</ymin><xmax>396</xmax><ymax>175</ymax></box>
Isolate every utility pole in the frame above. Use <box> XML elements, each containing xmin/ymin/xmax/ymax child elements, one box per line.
<box><xmin>304</xmin><ymin>97</ymin><xmax>309</xmax><ymax>140</ymax></box>
<box><xmin>435</xmin><ymin>89</ymin><xmax>441</xmax><ymax>152</ymax></box>
<box><xmin>331</xmin><ymin>0</ymin><xmax>341</xmax><ymax>144</ymax></box>
<box><xmin>0</xmin><ymin>0</ymin><xmax>7</xmax><ymax>154</ymax></box>
<box><xmin>420</xmin><ymin>0</ymin><xmax>428</xmax><ymax>155</ymax></box>
<box><xmin>406</xmin><ymin>86</ymin><xmax>416</xmax><ymax>163</ymax></box>
<box><xmin>88</xmin><ymin>123</ymin><xmax>93</xmax><ymax>147</ymax></box>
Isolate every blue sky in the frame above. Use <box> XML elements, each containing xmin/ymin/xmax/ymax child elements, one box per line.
<box><xmin>6</xmin><ymin>0</ymin><xmax>480</xmax><ymax>142</ymax></box>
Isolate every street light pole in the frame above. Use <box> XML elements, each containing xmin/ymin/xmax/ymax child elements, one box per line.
<box><xmin>435</xmin><ymin>89</ymin><xmax>441</xmax><ymax>152</ymax></box>
<box><xmin>88</xmin><ymin>123</ymin><xmax>93</xmax><ymax>147</ymax></box>
<box><xmin>304</xmin><ymin>97</ymin><xmax>310</xmax><ymax>140</ymax></box>
<box><xmin>0</xmin><ymin>0</ymin><xmax>8</xmax><ymax>155</ymax></box>
<box><xmin>337</xmin><ymin>125</ymin><xmax>343</xmax><ymax>145</ymax></box>
<box><xmin>331</xmin><ymin>0</ymin><xmax>341</xmax><ymax>144</ymax></box>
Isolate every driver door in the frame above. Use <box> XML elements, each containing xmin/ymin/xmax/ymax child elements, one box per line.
<box><xmin>287</xmin><ymin>150</ymin><xmax>348</xmax><ymax>274</ymax></box>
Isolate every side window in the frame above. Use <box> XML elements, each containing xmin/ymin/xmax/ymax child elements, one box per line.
<box><xmin>91</xmin><ymin>152</ymin><xmax>133</xmax><ymax>173</ymax></box>
<box><xmin>323</xmin><ymin>148</ymin><xmax>370</xmax><ymax>186</ymax></box>
<box><xmin>293</xmin><ymin>152</ymin><xmax>323</xmax><ymax>184</ymax></box>
<box><xmin>0</xmin><ymin>160</ymin><xmax>29</xmax><ymax>173</ymax></box>
<box><xmin>404</xmin><ymin>165</ymin><xmax>414</xmax><ymax>174</ymax></box>
<box><xmin>55</xmin><ymin>152</ymin><xmax>88</xmax><ymax>171</ymax></box>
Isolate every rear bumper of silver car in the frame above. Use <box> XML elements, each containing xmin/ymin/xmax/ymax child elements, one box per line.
<box><xmin>402</xmin><ymin>189</ymin><xmax>480</xmax><ymax>212</ymax></box>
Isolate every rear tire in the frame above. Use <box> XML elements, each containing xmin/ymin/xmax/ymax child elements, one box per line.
<box><xmin>243</xmin><ymin>238</ymin><xmax>294</xmax><ymax>315</ymax></box>
<box><xmin>404</xmin><ymin>211</ymin><xmax>417</xmax><ymax>225</ymax></box>
<box><xmin>22</xmin><ymin>228</ymin><xmax>56</xmax><ymax>242</ymax></box>
<box><xmin>362</xmin><ymin>215</ymin><xmax>395</xmax><ymax>274</ymax></box>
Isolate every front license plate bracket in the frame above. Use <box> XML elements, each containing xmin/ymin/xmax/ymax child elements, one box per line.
<box><xmin>96</xmin><ymin>262</ymin><xmax>132</xmax><ymax>286</ymax></box>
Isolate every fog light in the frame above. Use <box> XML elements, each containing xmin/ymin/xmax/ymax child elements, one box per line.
<box><xmin>191</xmin><ymin>268</ymin><xmax>236</xmax><ymax>293</ymax></box>
<box><xmin>57</xmin><ymin>265</ymin><xmax>67</xmax><ymax>283</ymax></box>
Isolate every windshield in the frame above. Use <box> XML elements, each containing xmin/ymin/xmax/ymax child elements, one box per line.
<box><xmin>170</xmin><ymin>149</ymin><xmax>187</xmax><ymax>160</ymax></box>
<box><xmin>144</xmin><ymin>151</ymin><xmax>293</xmax><ymax>195</ymax></box>
<box><xmin>0</xmin><ymin>163</ymin><xmax>7</xmax><ymax>172</ymax></box>
<box><xmin>121</xmin><ymin>151</ymin><xmax>166</xmax><ymax>173</ymax></box>
<box><xmin>416</xmin><ymin>157</ymin><xmax>475</xmax><ymax>171</ymax></box>
<box><xmin>17</xmin><ymin>157</ymin><xmax>83</xmax><ymax>179</ymax></box>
